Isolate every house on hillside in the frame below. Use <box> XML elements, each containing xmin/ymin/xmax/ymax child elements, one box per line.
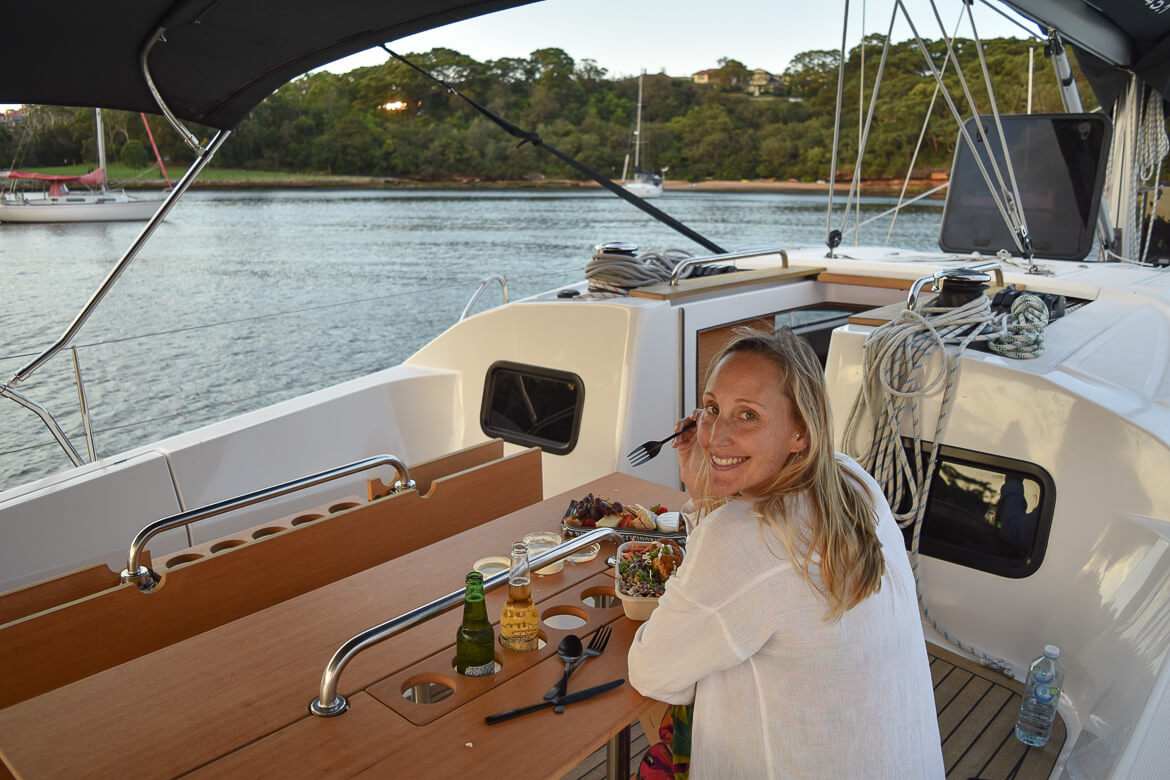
<box><xmin>0</xmin><ymin>107</ymin><xmax>27</xmax><ymax>128</ymax></box>
<box><xmin>748</xmin><ymin>69</ymin><xmax>782</xmax><ymax>96</ymax></box>
<box><xmin>694</xmin><ymin>68</ymin><xmax>781</xmax><ymax>95</ymax></box>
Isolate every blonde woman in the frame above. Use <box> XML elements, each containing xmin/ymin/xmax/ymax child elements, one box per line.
<box><xmin>628</xmin><ymin>327</ymin><xmax>942</xmax><ymax>778</ymax></box>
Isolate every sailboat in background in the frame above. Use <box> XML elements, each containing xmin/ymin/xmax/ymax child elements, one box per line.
<box><xmin>619</xmin><ymin>72</ymin><xmax>664</xmax><ymax>198</ymax></box>
<box><xmin>0</xmin><ymin>108</ymin><xmax>169</xmax><ymax>223</ymax></box>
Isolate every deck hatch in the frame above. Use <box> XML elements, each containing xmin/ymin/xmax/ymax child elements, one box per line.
<box><xmin>896</xmin><ymin>441</ymin><xmax>1056</xmax><ymax>578</ymax></box>
<box><xmin>480</xmin><ymin>361</ymin><xmax>584</xmax><ymax>455</ymax></box>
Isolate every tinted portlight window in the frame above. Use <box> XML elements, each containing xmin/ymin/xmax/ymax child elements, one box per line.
<box><xmin>480</xmin><ymin>362</ymin><xmax>584</xmax><ymax>455</ymax></box>
<box><xmin>939</xmin><ymin>113</ymin><xmax>1111</xmax><ymax>260</ymax></box>
<box><xmin>897</xmin><ymin>442</ymin><xmax>1054</xmax><ymax>578</ymax></box>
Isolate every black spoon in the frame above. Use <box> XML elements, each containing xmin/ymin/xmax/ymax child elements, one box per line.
<box><xmin>548</xmin><ymin>634</ymin><xmax>584</xmax><ymax>701</ymax></box>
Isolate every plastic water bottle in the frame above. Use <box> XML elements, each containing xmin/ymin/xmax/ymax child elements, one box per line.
<box><xmin>1015</xmin><ymin>645</ymin><xmax>1064</xmax><ymax>747</ymax></box>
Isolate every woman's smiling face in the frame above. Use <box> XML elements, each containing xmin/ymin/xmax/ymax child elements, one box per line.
<box><xmin>698</xmin><ymin>350</ymin><xmax>807</xmax><ymax>497</ymax></box>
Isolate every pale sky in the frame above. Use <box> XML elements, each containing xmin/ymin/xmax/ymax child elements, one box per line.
<box><xmin>327</xmin><ymin>0</ymin><xmax>1040</xmax><ymax>79</ymax></box>
<box><xmin>2</xmin><ymin>1</ymin><xmax>1040</xmax><ymax>113</ymax></box>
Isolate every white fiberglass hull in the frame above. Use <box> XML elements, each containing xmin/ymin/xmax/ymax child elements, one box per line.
<box><xmin>0</xmin><ymin>191</ymin><xmax>165</xmax><ymax>223</ymax></box>
<box><xmin>622</xmin><ymin>180</ymin><xmax>662</xmax><ymax>198</ymax></box>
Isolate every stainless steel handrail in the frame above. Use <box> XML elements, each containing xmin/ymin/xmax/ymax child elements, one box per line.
<box><xmin>459</xmin><ymin>275</ymin><xmax>509</xmax><ymax>320</ymax></box>
<box><xmin>906</xmin><ymin>262</ymin><xmax>1004</xmax><ymax>309</ymax></box>
<box><xmin>309</xmin><ymin>527</ymin><xmax>623</xmax><ymax>717</ymax></box>
<box><xmin>120</xmin><ymin>454</ymin><xmax>414</xmax><ymax>591</ymax></box>
<box><xmin>668</xmin><ymin>247</ymin><xmax>789</xmax><ymax>286</ymax></box>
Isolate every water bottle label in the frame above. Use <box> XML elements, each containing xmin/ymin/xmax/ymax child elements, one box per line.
<box><xmin>1034</xmin><ymin>684</ymin><xmax>1060</xmax><ymax>703</ymax></box>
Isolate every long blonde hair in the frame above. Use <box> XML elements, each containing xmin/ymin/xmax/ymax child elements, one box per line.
<box><xmin>692</xmin><ymin>326</ymin><xmax>884</xmax><ymax>620</ymax></box>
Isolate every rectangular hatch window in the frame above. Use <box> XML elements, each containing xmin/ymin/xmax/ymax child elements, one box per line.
<box><xmin>896</xmin><ymin>441</ymin><xmax>1055</xmax><ymax>578</ymax></box>
<box><xmin>480</xmin><ymin>362</ymin><xmax>584</xmax><ymax>455</ymax></box>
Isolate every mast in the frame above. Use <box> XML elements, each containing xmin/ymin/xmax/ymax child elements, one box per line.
<box><xmin>633</xmin><ymin>72</ymin><xmax>644</xmax><ymax>171</ymax></box>
<box><xmin>95</xmin><ymin>108</ymin><xmax>107</xmax><ymax>192</ymax></box>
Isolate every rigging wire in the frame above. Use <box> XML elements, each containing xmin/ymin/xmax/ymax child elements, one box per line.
<box><xmin>897</xmin><ymin>0</ymin><xmax>1026</xmax><ymax>256</ymax></box>
<box><xmin>826</xmin><ymin>0</ymin><xmax>851</xmax><ymax>254</ymax></box>
<box><xmin>886</xmin><ymin>7</ymin><xmax>964</xmax><ymax>246</ymax></box>
<box><xmin>979</xmin><ymin>0</ymin><xmax>1044</xmax><ymax>40</ymax></box>
<box><xmin>380</xmin><ymin>46</ymin><xmax>725</xmax><ymax>255</ymax></box>
<box><xmin>844</xmin><ymin>182</ymin><xmax>950</xmax><ymax>239</ymax></box>
<box><xmin>0</xmin><ymin>268</ymin><xmax>582</xmax><ymax>364</ymax></box>
<box><xmin>962</xmin><ymin>0</ymin><xmax>1031</xmax><ymax>252</ymax></box>
<box><xmin>837</xmin><ymin>4</ymin><xmax>897</xmax><ymax>241</ymax></box>
<box><xmin>922</xmin><ymin>0</ymin><xmax>1028</xmax><ymax>253</ymax></box>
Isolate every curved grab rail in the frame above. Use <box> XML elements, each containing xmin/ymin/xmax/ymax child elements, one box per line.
<box><xmin>459</xmin><ymin>275</ymin><xmax>509</xmax><ymax>321</ymax></box>
<box><xmin>309</xmin><ymin>527</ymin><xmax>623</xmax><ymax>717</ymax></box>
<box><xmin>120</xmin><ymin>454</ymin><xmax>415</xmax><ymax>591</ymax></box>
<box><xmin>668</xmin><ymin>248</ymin><xmax>788</xmax><ymax>286</ymax></box>
<box><xmin>906</xmin><ymin>262</ymin><xmax>1004</xmax><ymax>310</ymax></box>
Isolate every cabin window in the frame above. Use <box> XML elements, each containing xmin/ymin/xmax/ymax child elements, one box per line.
<box><xmin>695</xmin><ymin>304</ymin><xmax>866</xmax><ymax>395</ymax></box>
<box><xmin>895</xmin><ymin>441</ymin><xmax>1054</xmax><ymax>578</ymax></box>
<box><xmin>480</xmin><ymin>362</ymin><xmax>584</xmax><ymax>455</ymax></box>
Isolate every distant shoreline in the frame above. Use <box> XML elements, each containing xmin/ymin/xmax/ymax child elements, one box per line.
<box><xmin>137</xmin><ymin>175</ymin><xmax>948</xmax><ymax>197</ymax></box>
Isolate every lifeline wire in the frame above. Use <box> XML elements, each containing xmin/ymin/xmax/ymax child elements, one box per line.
<box><xmin>843</xmin><ymin>290</ymin><xmax>1048</xmax><ymax>676</ymax></box>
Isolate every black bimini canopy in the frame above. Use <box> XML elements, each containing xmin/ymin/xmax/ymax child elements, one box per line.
<box><xmin>1</xmin><ymin>0</ymin><xmax>537</xmax><ymax>130</ymax></box>
<box><xmin>1004</xmin><ymin>0</ymin><xmax>1170</xmax><ymax>99</ymax></box>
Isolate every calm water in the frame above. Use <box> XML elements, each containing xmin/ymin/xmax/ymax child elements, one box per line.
<box><xmin>0</xmin><ymin>188</ymin><xmax>943</xmax><ymax>491</ymax></box>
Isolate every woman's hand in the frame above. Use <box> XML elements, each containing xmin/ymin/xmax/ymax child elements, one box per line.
<box><xmin>673</xmin><ymin>409</ymin><xmax>702</xmax><ymax>496</ymax></box>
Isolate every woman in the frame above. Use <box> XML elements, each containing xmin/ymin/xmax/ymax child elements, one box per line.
<box><xmin>628</xmin><ymin>326</ymin><xmax>943</xmax><ymax>779</ymax></box>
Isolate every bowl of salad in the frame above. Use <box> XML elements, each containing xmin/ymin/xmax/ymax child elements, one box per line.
<box><xmin>614</xmin><ymin>540</ymin><xmax>683</xmax><ymax>621</ymax></box>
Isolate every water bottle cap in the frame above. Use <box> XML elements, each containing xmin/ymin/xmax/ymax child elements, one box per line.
<box><xmin>1043</xmin><ymin>644</ymin><xmax>1060</xmax><ymax>659</ymax></box>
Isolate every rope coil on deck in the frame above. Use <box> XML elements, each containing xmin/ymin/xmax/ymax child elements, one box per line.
<box><xmin>844</xmin><ymin>290</ymin><xmax>1050</xmax><ymax>678</ymax></box>
<box><xmin>584</xmin><ymin>248</ymin><xmax>692</xmax><ymax>293</ymax></box>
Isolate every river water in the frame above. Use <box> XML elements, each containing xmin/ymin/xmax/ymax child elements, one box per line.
<box><xmin>0</xmin><ymin>188</ymin><xmax>944</xmax><ymax>492</ymax></box>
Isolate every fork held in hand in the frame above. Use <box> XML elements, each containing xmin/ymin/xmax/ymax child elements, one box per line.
<box><xmin>627</xmin><ymin>419</ymin><xmax>697</xmax><ymax>467</ymax></box>
<box><xmin>545</xmin><ymin>625</ymin><xmax>613</xmax><ymax>705</ymax></box>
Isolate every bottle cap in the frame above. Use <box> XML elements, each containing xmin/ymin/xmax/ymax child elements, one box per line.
<box><xmin>1044</xmin><ymin>644</ymin><xmax>1060</xmax><ymax>659</ymax></box>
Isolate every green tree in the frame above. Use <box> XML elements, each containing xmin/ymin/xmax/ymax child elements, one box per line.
<box><xmin>120</xmin><ymin>139</ymin><xmax>149</xmax><ymax>168</ymax></box>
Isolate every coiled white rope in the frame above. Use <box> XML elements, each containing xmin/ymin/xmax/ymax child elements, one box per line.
<box><xmin>988</xmin><ymin>295</ymin><xmax>1048</xmax><ymax>359</ymax></box>
<box><xmin>584</xmin><ymin>248</ymin><xmax>692</xmax><ymax>293</ymax></box>
<box><xmin>844</xmin><ymin>290</ymin><xmax>1049</xmax><ymax>677</ymax></box>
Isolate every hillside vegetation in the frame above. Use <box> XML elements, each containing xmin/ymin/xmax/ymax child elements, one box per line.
<box><xmin>1</xmin><ymin>37</ymin><xmax>1094</xmax><ymax>183</ymax></box>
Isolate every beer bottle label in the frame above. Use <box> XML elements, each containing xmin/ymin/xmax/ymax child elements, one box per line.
<box><xmin>460</xmin><ymin>660</ymin><xmax>496</xmax><ymax>677</ymax></box>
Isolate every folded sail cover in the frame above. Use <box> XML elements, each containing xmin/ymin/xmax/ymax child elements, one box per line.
<box><xmin>0</xmin><ymin>169</ymin><xmax>105</xmax><ymax>196</ymax></box>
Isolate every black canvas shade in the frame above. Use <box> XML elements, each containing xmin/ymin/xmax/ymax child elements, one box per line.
<box><xmin>1</xmin><ymin>0</ymin><xmax>537</xmax><ymax>130</ymax></box>
<box><xmin>3</xmin><ymin>1</ymin><xmax>1170</xmax><ymax>131</ymax></box>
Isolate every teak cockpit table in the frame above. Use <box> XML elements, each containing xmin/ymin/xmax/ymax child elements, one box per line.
<box><xmin>0</xmin><ymin>473</ymin><xmax>687</xmax><ymax>779</ymax></box>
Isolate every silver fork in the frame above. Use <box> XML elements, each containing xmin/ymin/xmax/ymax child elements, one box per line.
<box><xmin>626</xmin><ymin>419</ymin><xmax>696</xmax><ymax>467</ymax></box>
<box><xmin>545</xmin><ymin>625</ymin><xmax>613</xmax><ymax>707</ymax></box>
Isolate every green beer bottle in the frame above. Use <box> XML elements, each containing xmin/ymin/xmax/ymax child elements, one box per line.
<box><xmin>455</xmin><ymin>572</ymin><xmax>496</xmax><ymax>676</ymax></box>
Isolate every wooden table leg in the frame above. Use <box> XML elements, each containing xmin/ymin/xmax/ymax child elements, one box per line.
<box><xmin>606</xmin><ymin>724</ymin><xmax>631</xmax><ymax>780</ymax></box>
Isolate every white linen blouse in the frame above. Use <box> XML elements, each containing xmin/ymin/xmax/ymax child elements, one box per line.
<box><xmin>628</xmin><ymin>455</ymin><xmax>944</xmax><ymax>779</ymax></box>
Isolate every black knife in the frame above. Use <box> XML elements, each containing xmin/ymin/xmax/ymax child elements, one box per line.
<box><xmin>484</xmin><ymin>678</ymin><xmax>625</xmax><ymax>724</ymax></box>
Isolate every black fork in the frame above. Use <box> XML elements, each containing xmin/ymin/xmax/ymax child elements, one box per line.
<box><xmin>626</xmin><ymin>419</ymin><xmax>696</xmax><ymax>467</ymax></box>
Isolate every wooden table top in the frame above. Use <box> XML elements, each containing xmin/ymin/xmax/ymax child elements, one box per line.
<box><xmin>0</xmin><ymin>472</ymin><xmax>687</xmax><ymax>779</ymax></box>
